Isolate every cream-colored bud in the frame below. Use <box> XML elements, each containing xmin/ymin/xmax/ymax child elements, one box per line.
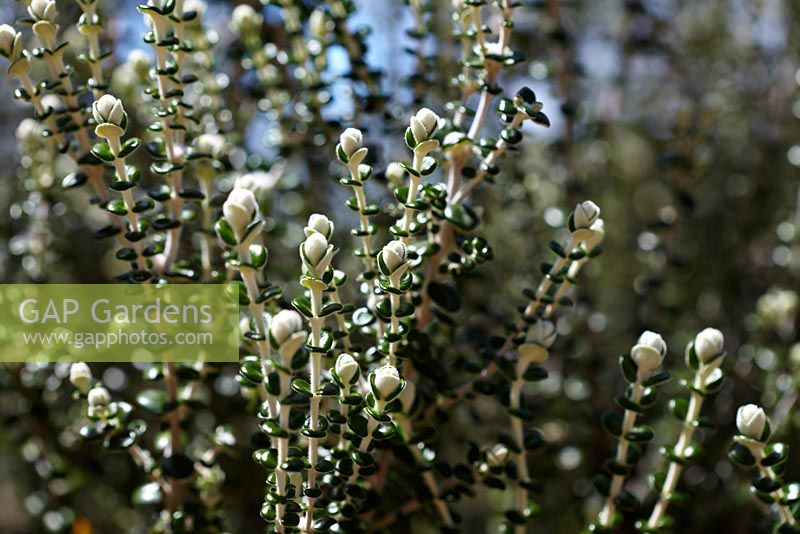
<box><xmin>222</xmin><ymin>187</ymin><xmax>258</xmax><ymax>241</ymax></box>
<box><xmin>373</xmin><ymin>365</ymin><xmax>401</xmax><ymax>399</ymax></box>
<box><xmin>29</xmin><ymin>0</ymin><xmax>57</xmax><ymax>23</ymax></box>
<box><xmin>87</xmin><ymin>385</ymin><xmax>111</xmax><ymax>407</ymax></box>
<box><xmin>0</xmin><ymin>24</ymin><xmax>21</xmax><ymax>60</ymax></box>
<box><xmin>305</xmin><ymin>213</ymin><xmax>333</xmax><ymax>239</ymax></box>
<box><xmin>69</xmin><ymin>362</ymin><xmax>92</xmax><ymax>393</ymax></box>
<box><xmin>486</xmin><ymin>444</ymin><xmax>510</xmax><ymax>468</ymax></box>
<box><xmin>230</xmin><ymin>4</ymin><xmax>262</xmax><ymax>34</ymax></box>
<box><xmin>92</xmin><ymin>94</ymin><xmax>127</xmax><ymax>128</ymax></box>
<box><xmin>573</xmin><ymin>201</ymin><xmax>600</xmax><ymax>229</ymax></box>
<box><xmin>335</xmin><ymin>353</ymin><xmax>359</xmax><ymax>385</ymax></box>
<box><xmin>736</xmin><ymin>404</ymin><xmax>767</xmax><ymax>441</ymax></box>
<box><xmin>194</xmin><ymin>133</ymin><xmax>226</xmax><ymax>159</ymax></box>
<box><xmin>381</xmin><ymin>240</ymin><xmax>407</xmax><ymax>273</ymax></box>
<box><xmin>694</xmin><ymin>328</ymin><xmax>724</xmax><ymax>363</ymax></box>
<box><xmin>415</xmin><ymin>108</ymin><xmax>440</xmax><ymax>138</ymax></box>
<box><xmin>235</xmin><ymin>171</ymin><xmax>278</xmax><ymax>197</ymax></box>
<box><xmin>631</xmin><ymin>331</ymin><xmax>666</xmax><ymax>377</ymax></box>
<box><xmin>270</xmin><ymin>310</ymin><xmax>304</xmax><ymax>345</ymax></box>
<box><xmin>302</xmin><ymin>233</ymin><xmax>329</xmax><ymax>266</ymax></box>
<box><xmin>385</xmin><ymin>162</ymin><xmax>405</xmax><ymax>182</ymax></box>
<box><xmin>339</xmin><ymin>128</ymin><xmax>363</xmax><ymax>158</ymax></box>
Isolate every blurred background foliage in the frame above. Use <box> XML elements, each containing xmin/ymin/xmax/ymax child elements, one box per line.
<box><xmin>1</xmin><ymin>0</ymin><xmax>799</xmax><ymax>532</ymax></box>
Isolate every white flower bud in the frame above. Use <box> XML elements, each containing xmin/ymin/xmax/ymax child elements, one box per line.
<box><xmin>305</xmin><ymin>213</ymin><xmax>333</xmax><ymax>239</ymax></box>
<box><xmin>373</xmin><ymin>365</ymin><xmax>401</xmax><ymax>400</ymax></box>
<box><xmin>16</xmin><ymin>119</ymin><xmax>43</xmax><ymax>147</ymax></box>
<box><xmin>270</xmin><ymin>309</ymin><xmax>304</xmax><ymax>346</ymax></box>
<box><xmin>486</xmin><ymin>444</ymin><xmax>510</xmax><ymax>468</ymax></box>
<box><xmin>339</xmin><ymin>128</ymin><xmax>363</xmax><ymax>159</ymax></box>
<box><xmin>385</xmin><ymin>162</ymin><xmax>405</xmax><ymax>182</ymax></box>
<box><xmin>381</xmin><ymin>240</ymin><xmax>407</xmax><ymax>273</ymax></box>
<box><xmin>411</xmin><ymin>108</ymin><xmax>440</xmax><ymax>142</ymax></box>
<box><xmin>302</xmin><ymin>233</ymin><xmax>329</xmax><ymax>266</ymax></box>
<box><xmin>223</xmin><ymin>187</ymin><xmax>258</xmax><ymax>241</ymax></box>
<box><xmin>0</xmin><ymin>24</ymin><xmax>21</xmax><ymax>60</ymax></box>
<box><xmin>235</xmin><ymin>171</ymin><xmax>278</xmax><ymax>197</ymax></box>
<box><xmin>397</xmin><ymin>379</ymin><xmax>416</xmax><ymax>413</ymax></box>
<box><xmin>92</xmin><ymin>94</ymin><xmax>127</xmax><ymax>128</ymax></box>
<box><xmin>573</xmin><ymin>200</ymin><xmax>600</xmax><ymax>230</ymax></box>
<box><xmin>29</xmin><ymin>0</ymin><xmax>57</xmax><ymax>23</ymax></box>
<box><xmin>69</xmin><ymin>362</ymin><xmax>92</xmax><ymax>393</ymax></box>
<box><xmin>230</xmin><ymin>4</ymin><xmax>262</xmax><ymax>35</ymax></box>
<box><xmin>694</xmin><ymin>328</ymin><xmax>724</xmax><ymax>364</ymax></box>
<box><xmin>194</xmin><ymin>133</ymin><xmax>226</xmax><ymax>159</ymax></box>
<box><xmin>631</xmin><ymin>330</ymin><xmax>666</xmax><ymax>377</ymax></box>
<box><xmin>335</xmin><ymin>353</ymin><xmax>359</xmax><ymax>385</ymax></box>
<box><xmin>736</xmin><ymin>404</ymin><xmax>768</xmax><ymax>441</ymax></box>
<box><xmin>87</xmin><ymin>385</ymin><xmax>111</xmax><ymax>407</ymax></box>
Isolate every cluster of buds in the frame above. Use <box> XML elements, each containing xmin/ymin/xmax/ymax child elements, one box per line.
<box><xmin>92</xmin><ymin>94</ymin><xmax>128</xmax><ymax>139</ymax></box>
<box><xmin>332</xmin><ymin>353</ymin><xmax>360</xmax><ymax>387</ymax></box>
<box><xmin>377</xmin><ymin>240</ymin><xmax>411</xmax><ymax>288</ymax></box>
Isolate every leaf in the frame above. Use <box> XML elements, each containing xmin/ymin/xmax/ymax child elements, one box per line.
<box><xmin>291</xmin><ymin>379</ymin><xmax>312</xmax><ymax>397</ymax></box>
<box><xmin>602</xmin><ymin>411</ymin><xmax>623</xmax><ymax>437</ymax></box>
<box><xmin>443</xmin><ymin>203</ymin><xmax>478</xmax><ymax>230</ymax></box>
<box><xmin>214</xmin><ymin>218</ymin><xmax>237</xmax><ymax>246</ymax></box>
<box><xmin>761</xmin><ymin>443</ymin><xmax>789</xmax><ymax>467</ymax></box>
<box><xmin>428</xmin><ymin>281</ymin><xmax>461</xmax><ymax>312</ymax></box>
<box><xmin>118</xmin><ymin>137</ymin><xmax>142</xmax><ymax>158</ymax></box>
<box><xmin>619</xmin><ymin>353</ymin><xmax>638</xmax><ymax>383</ymax></box>
<box><xmin>136</xmin><ymin>389</ymin><xmax>169</xmax><ymax>416</ymax></box>
<box><xmin>91</xmin><ymin>142</ymin><xmax>114</xmax><ymax>162</ymax></box>
<box><xmin>643</xmin><ymin>370</ymin><xmax>670</xmax><ymax>387</ymax></box>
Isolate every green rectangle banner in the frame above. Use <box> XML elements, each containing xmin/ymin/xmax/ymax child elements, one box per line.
<box><xmin>0</xmin><ymin>284</ymin><xmax>240</xmax><ymax>362</ymax></box>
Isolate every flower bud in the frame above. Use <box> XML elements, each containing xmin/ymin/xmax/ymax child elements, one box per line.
<box><xmin>573</xmin><ymin>200</ymin><xmax>600</xmax><ymax>230</ymax></box>
<box><xmin>409</xmin><ymin>108</ymin><xmax>440</xmax><ymax>144</ymax></box>
<box><xmin>397</xmin><ymin>379</ymin><xmax>416</xmax><ymax>413</ymax></box>
<box><xmin>87</xmin><ymin>385</ymin><xmax>111</xmax><ymax>407</ymax></box>
<box><xmin>631</xmin><ymin>330</ymin><xmax>666</xmax><ymax>377</ymax></box>
<box><xmin>194</xmin><ymin>133</ymin><xmax>226</xmax><ymax>159</ymax></box>
<box><xmin>69</xmin><ymin>362</ymin><xmax>92</xmax><ymax>393</ymax></box>
<box><xmin>486</xmin><ymin>444</ymin><xmax>510</xmax><ymax>468</ymax></box>
<box><xmin>235</xmin><ymin>171</ymin><xmax>278</xmax><ymax>197</ymax></box>
<box><xmin>223</xmin><ymin>187</ymin><xmax>258</xmax><ymax>241</ymax></box>
<box><xmin>16</xmin><ymin>119</ymin><xmax>43</xmax><ymax>148</ymax></box>
<box><xmin>380</xmin><ymin>240</ymin><xmax>407</xmax><ymax>273</ymax></box>
<box><xmin>270</xmin><ymin>309</ymin><xmax>304</xmax><ymax>346</ymax></box>
<box><xmin>29</xmin><ymin>0</ymin><xmax>57</xmax><ymax>23</ymax></box>
<box><xmin>338</xmin><ymin>127</ymin><xmax>363</xmax><ymax>159</ymax></box>
<box><xmin>736</xmin><ymin>404</ymin><xmax>768</xmax><ymax>441</ymax></box>
<box><xmin>305</xmin><ymin>213</ymin><xmax>333</xmax><ymax>239</ymax></box>
<box><xmin>0</xmin><ymin>24</ymin><xmax>21</xmax><ymax>60</ymax></box>
<box><xmin>302</xmin><ymin>233</ymin><xmax>329</xmax><ymax>267</ymax></box>
<box><xmin>694</xmin><ymin>328</ymin><xmax>724</xmax><ymax>363</ymax></box>
<box><xmin>372</xmin><ymin>365</ymin><xmax>402</xmax><ymax>400</ymax></box>
<box><xmin>334</xmin><ymin>353</ymin><xmax>359</xmax><ymax>385</ymax></box>
<box><xmin>92</xmin><ymin>94</ymin><xmax>127</xmax><ymax>129</ymax></box>
<box><xmin>385</xmin><ymin>162</ymin><xmax>405</xmax><ymax>183</ymax></box>
<box><xmin>230</xmin><ymin>4</ymin><xmax>263</xmax><ymax>35</ymax></box>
